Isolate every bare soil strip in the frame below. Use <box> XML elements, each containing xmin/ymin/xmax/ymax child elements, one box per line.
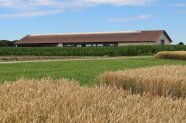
<box><xmin>0</xmin><ymin>56</ymin><xmax>152</xmax><ymax>64</ymax></box>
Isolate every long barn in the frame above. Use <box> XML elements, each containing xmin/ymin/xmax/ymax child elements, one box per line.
<box><xmin>16</xmin><ymin>30</ymin><xmax>172</xmax><ymax>47</ymax></box>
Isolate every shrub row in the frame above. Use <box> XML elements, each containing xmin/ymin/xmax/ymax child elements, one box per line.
<box><xmin>0</xmin><ymin>45</ymin><xmax>186</xmax><ymax>56</ymax></box>
<box><xmin>155</xmin><ymin>51</ymin><xmax>186</xmax><ymax>60</ymax></box>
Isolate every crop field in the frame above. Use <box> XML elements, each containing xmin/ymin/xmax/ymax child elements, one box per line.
<box><xmin>155</xmin><ymin>51</ymin><xmax>186</xmax><ymax>60</ymax></box>
<box><xmin>0</xmin><ymin>45</ymin><xmax>186</xmax><ymax>56</ymax></box>
<box><xmin>0</xmin><ymin>57</ymin><xmax>186</xmax><ymax>122</ymax></box>
<box><xmin>1</xmin><ymin>57</ymin><xmax>186</xmax><ymax>85</ymax></box>
<box><xmin>0</xmin><ymin>78</ymin><xmax>186</xmax><ymax>123</ymax></box>
<box><xmin>100</xmin><ymin>65</ymin><xmax>186</xmax><ymax>97</ymax></box>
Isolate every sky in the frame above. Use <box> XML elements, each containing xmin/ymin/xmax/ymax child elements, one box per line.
<box><xmin>0</xmin><ymin>0</ymin><xmax>186</xmax><ymax>44</ymax></box>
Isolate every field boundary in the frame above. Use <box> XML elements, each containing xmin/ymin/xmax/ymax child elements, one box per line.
<box><xmin>0</xmin><ymin>56</ymin><xmax>152</xmax><ymax>64</ymax></box>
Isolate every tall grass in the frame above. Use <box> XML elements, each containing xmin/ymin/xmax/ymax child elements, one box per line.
<box><xmin>100</xmin><ymin>65</ymin><xmax>186</xmax><ymax>97</ymax></box>
<box><xmin>0</xmin><ymin>45</ymin><xmax>186</xmax><ymax>56</ymax></box>
<box><xmin>155</xmin><ymin>51</ymin><xmax>186</xmax><ymax>60</ymax></box>
<box><xmin>0</xmin><ymin>78</ymin><xmax>186</xmax><ymax>123</ymax></box>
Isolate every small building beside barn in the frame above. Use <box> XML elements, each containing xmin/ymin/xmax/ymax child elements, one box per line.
<box><xmin>16</xmin><ymin>30</ymin><xmax>172</xmax><ymax>47</ymax></box>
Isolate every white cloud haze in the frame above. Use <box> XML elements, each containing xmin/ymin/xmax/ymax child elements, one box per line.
<box><xmin>0</xmin><ymin>10</ymin><xmax>64</xmax><ymax>18</ymax></box>
<box><xmin>0</xmin><ymin>0</ymin><xmax>154</xmax><ymax>18</ymax></box>
<box><xmin>109</xmin><ymin>14</ymin><xmax>153</xmax><ymax>22</ymax></box>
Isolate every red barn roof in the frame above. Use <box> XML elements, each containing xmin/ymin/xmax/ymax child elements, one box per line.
<box><xmin>16</xmin><ymin>30</ymin><xmax>172</xmax><ymax>44</ymax></box>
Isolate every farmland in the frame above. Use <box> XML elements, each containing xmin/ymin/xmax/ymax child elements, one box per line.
<box><xmin>0</xmin><ymin>57</ymin><xmax>186</xmax><ymax>85</ymax></box>
<box><xmin>1</xmin><ymin>55</ymin><xmax>186</xmax><ymax>122</ymax></box>
<box><xmin>155</xmin><ymin>51</ymin><xmax>186</xmax><ymax>60</ymax></box>
<box><xmin>0</xmin><ymin>45</ymin><xmax>186</xmax><ymax>56</ymax></box>
<box><xmin>100</xmin><ymin>65</ymin><xmax>186</xmax><ymax>97</ymax></box>
<box><xmin>0</xmin><ymin>78</ymin><xmax>185</xmax><ymax>123</ymax></box>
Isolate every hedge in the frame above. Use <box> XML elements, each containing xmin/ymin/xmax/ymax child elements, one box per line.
<box><xmin>0</xmin><ymin>45</ymin><xmax>186</xmax><ymax>56</ymax></box>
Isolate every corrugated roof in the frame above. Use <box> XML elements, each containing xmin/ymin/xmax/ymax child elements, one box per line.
<box><xmin>16</xmin><ymin>30</ymin><xmax>172</xmax><ymax>44</ymax></box>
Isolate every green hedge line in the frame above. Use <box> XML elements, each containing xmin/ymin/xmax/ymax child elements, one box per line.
<box><xmin>0</xmin><ymin>45</ymin><xmax>186</xmax><ymax>56</ymax></box>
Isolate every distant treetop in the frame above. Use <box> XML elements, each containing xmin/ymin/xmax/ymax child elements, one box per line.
<box><xmin>178</xmin><ymin>42</ymin><xmax>184</xmax><ymax>45</ymax></box>
<box><xmin>0</xmin><ymin>40</ymin><xmax>16</xmax><ymax>47</ymax></box>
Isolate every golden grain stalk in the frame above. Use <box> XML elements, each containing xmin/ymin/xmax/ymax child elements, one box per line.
<box><xmin>155</xmin><ymin>51</ymin><xmax>186</xmax><ymax>60</ymax></box>
<box><xmin>100</xmin><ymin>65</ymin><xmax>186</xmax><ymax>97</ymax></box>
<box><xmin>0</xmin><ymin>78</ymin><xmax>185</xmax><ymax>122</ymax></box>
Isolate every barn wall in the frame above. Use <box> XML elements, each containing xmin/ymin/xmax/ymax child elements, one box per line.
<box><xmin>118</xmin><ymin>42</ymin><xmax>154</xmax><ymax>46</ymax></box>
<box><xmin>156</xmin><ymin>33</ymin><xmax>171</xmax><ymax>45</ymax></box>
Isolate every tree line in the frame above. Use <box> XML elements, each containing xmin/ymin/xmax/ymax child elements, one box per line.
<box><xmin>0</xmin><ymin>40</ymin><xmax>17</xmax><ymax>47</ymax></box>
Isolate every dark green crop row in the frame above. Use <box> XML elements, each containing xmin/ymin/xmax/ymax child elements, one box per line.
<box><xmin>0</xmin><ymin>45</ymin><xmax>185</xmax><ymax>56</ymax></box>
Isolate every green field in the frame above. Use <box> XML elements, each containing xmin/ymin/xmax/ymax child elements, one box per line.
<box><xmin>0</xmin><ymin>57</ymin><xmax>186</xmax><ymax>85</ymax></box>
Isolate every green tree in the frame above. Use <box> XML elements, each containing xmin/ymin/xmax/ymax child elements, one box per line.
<box><xmin>0</xmin><ymin>40</ymin><xmax>16</xmax><ymax>47</ymax></box>
<box><xmin>178</xmin><ymin>42</ymin><xmax>184</xmax><ymax>45</ymax></box>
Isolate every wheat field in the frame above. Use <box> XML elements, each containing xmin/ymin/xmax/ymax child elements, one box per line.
<box><xmin>100</xmin><ymin>65</ymin><xmax>186</xmax><ymax>97</ymax></box>
<box><xmin>155</xmin><ymin>51</ymin><xmax>186</xmax><ymax>60</ymax></box>
<box><xmin>0</xmin><ymin>78</ymin><xmax>185</xmax><ymax>123</ymax></box>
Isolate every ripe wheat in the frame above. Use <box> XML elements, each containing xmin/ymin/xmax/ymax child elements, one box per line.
<box><xmin>100</xmin><ymin>65</ymin><xmax>186</xmax><ymax>97</ymax></box>
<box><xmin>0</xmin><ymin>78</ymin><xmax>185</xmax><ymax>123</ymax></box>
<box><xmin>155</xmin><ymin>51</ymin><xmax>186</xmax><ymax>60</ymax></box>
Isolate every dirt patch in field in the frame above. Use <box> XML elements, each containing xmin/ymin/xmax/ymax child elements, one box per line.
<box><xmin>0</xmin><ymin>56</ymin><xmax>106</xmax><ymax>62</ymax></box>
